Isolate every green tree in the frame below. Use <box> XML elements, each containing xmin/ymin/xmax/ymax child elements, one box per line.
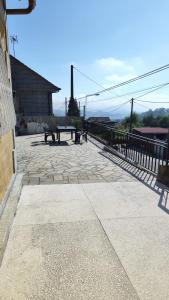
<box><xmin>122</xmin><ymin>112</ymin><xmax>141</xmax><ymax>129</ymax></box>
<box><xmin>67</xmin><ymin>98</ymin><xmax>80</xmax><ymax>117</ymax></box>
<box><xmin>142</xmin><ymin>114</ymin><xmax>157</xmax><ymax>127</ymax></box>
<box><xmin>159</xmin><ymin>116</ymin><xmax>169</xmax><ymax>128</ymax></box>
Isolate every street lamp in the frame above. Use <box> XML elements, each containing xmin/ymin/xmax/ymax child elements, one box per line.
<box><xmin>76</xmin><ymin>93</ymin><xmax>100</xmax><ymax>119</ymax></box>
<box><xmin>77</xmin><ymin>93</ymin><xmax>99</xmax><ymax>119</ymax></box>
<box><xmin>84</xmin><ymin>93</ymin><xmax>100</xmax><ymax>119</ymax></box>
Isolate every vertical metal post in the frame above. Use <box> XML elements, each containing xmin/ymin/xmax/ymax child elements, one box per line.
<box><xmin>83</xmin><ymin>105</ymin><xmax>86</xmax><ymax>119</ymax></box>
<box><xmin>70</xmin><ymin>65</ymin><xmax>74</xmax><ymax>101</ymax></box>
<box><xmin>84</xmin><ymin>96</ymin><xmax>88</xmax><ymax>119</ymax></box>
<box><xmin>65</xmin><ymin>97</ymin><xmax>67</xmax><ymax>116</ymax></box>
<box><xmin>125</xmin><ymin>132</ymin><xmax>128</xmax><ymax>158</ymax></box>
<box><xmin>79</xmin><ymin>101</ymin><xmax>81</xmax><ymax>116</ymax></box>
<box><xmin>129</xmin><ymin>98</ymin><xmax>134</xmax><ymax>133</ymax></box>
<box><xmin>167</xmin><ymin>129</ymin><xmax>169</xmax><ymax>166</ymax></box>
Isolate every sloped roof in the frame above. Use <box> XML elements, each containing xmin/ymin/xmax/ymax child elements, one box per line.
<box><xmin>133</xmin><ymin>127</ymin><xmax>169</xmax><ymax>134</ymax></box>
<box><xmin>88</xmin><ymin>117</ymin><xmax>111</xmax><ymax>122</ymax></box>
<box><xmin>10</xmin><ymin>55</ymin><xmax>61</xmax><ymax>92</ymax></box>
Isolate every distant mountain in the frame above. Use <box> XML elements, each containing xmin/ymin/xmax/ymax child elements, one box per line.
<box><xmin>53</xmin><ymin>108</ymin><xmax>129</xmax><ymax>120</ymax></box>
<box><xmin>53</xmin><ymin>109</ymin><xmax>65</xmax><ymax>116</ymax></box>
<box><xmin>86</xmin><ymin>109</ymin><xmax>129</xmax><ymax>120</ymax></box>
<box><xmin>141</xmin><ymin>108</ymin><xmax>169</xmax><ymax>118</ymax></box>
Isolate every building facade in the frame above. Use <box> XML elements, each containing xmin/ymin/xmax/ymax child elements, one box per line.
<box><xmin>0</xmin><ymin>0</ymin><xmax>16</xmax><ymax>209</ymax></box>
<box><xmin>133</xmin><ymin>127</ymin><xmax>168</xmax><ymax>141</ymax></box>
<box><xmin>10</xmin><ymin>55</ymin><xmax>60</xmax><ymax>117</ymax></box>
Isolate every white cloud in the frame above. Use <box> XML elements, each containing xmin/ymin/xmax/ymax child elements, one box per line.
<box><xmin>93</xmin><ymin>57</ymin><xmax>138</xmax><ymax>88</ymax></box>
<box><xmin>95</xmin><ymin>57</ymin><xmax>135</xmax><ymax>73</ymax></box>
<box><xmin>53</xmin><ymin>55</ymin><xmax>169</xmax><ymax>116</ymax></box>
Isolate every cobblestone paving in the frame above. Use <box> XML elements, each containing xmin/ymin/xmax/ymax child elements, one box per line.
<box><xmin>16</xmin><ymin>133</ymin><xmax>136</xmax><ymax>185</ymax></box>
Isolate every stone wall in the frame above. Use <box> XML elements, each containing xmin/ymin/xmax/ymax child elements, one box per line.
<box><xmin>0</xmin><ymin>131</ymin><xmax>14</xmax><ymax>203</ymax></box>
<box><xmin>16</xmin><ymin>116</ymin><xmax>82</xmax><ymax>135</ymax></box>
<box><xmin>0</xmin><ymin>1</ymin><xmax>16</xmax><ymax>137</ymax></box>
<box><xmin>0</xmin><ymin>1</ymin><xmax>16</xmax><ymax>206</ymax></box>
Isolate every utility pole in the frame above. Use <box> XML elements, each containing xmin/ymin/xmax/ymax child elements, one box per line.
<box><xmin>65</xmin><ymin>97</ymin><xmax>68</xmax><ymax>116</ymax></box>
<box><xmin>10</xmin><ymin>35</ymin><xmax>18</xmax><ymax>57</ymax></box>
<box><xmin>70</xmin><ymin>65</ymin><xmax>74</xmax><ymax>101</ymax></box>
<box><xmin>79</xmin><ymin>101</ymin><xmax>81</xmax><ymax>116</ymax></box>
<box><xmin>83</xmin><ymin>105</ymin><xmax>86</xmax><ymax>119</ymax></box>
<box><xmin>129</xmin><ymin>98</ymin><xmax>134</xmax><ymax>133</ymax></box>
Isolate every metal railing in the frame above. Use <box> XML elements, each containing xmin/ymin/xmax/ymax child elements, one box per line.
<box><xmin>87</xmin><ymin>121</ymin><xmax>169</xmax><ymax>175</ymax></box>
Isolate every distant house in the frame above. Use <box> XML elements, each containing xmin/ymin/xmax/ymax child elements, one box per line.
<box><xmin>87</xmin><ymin>117</ymin><xmax>111</xmax><ymax>123</ymax></box>
<box><xmin>133</xmin><ymin>127</ymin><xmax>169</xmax><ymax>141</ymax></box>
<box><xmin>10</xmin><ymin>55</ymin><xmax>61</xmax><ymax>117</ymax></box>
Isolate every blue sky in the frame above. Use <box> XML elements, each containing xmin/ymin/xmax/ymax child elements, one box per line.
<box><xmin>6</xmin><ymin>0</ymin><xmax>169</xmax><ymax>116</ymax></box>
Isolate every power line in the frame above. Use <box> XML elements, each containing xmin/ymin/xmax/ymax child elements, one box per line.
<box><xmin>109</xmin><ymin>100</ymin><xmax>130</xmax><ymax>113</ymax></box>
<box><xmin>91</xmin><ymin>63</ymin><xmax>169</xmax><ymax>95</ymax></box>
<box><xmin>87</xmin><ymin>82</ymin><xmax>169</xmax><ymax>105</ymax></box>
<box><xmin>134</xmin><ymin>101</ymin><xmax>151</xmax><ymax>110</ymax></box>
<box><xmin>136</xmin><ymin>99</ymin><xmax>169</xmax><ymax>104</ymax></box>
<box><xmin>74</xmin><ymin>66</ymin><xmax>119</xmax><ymax>96</ymax></box>
<box><xmin>134</xmin><ymin>82</ymin><xmax>169</xmax><ymax>100</ymax></box>
<box><xmin>98</xmin><ymin>100</ymin><xmax>130</xmax><ymax>113</ymax></box>
<box><xmin>73</xmin><ymin>66</ymin><xmax>106</xmax><ymax>90</ymax></box>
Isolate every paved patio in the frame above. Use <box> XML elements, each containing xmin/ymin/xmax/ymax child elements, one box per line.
<box><xmin>1</xmin><ymin>133</ymin><xmax>169</xmax><ymax>299</ymax></box>
<box><xmin>16</xmin><ymin>133</ymin><xmax>136</xmax><ymax>184</ymax></box>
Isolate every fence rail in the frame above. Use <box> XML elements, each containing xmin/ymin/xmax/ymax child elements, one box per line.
<box><xmin>87</xmin><ymin>121</ymin><xmax>169</xmax><ymax>175</ymax></box>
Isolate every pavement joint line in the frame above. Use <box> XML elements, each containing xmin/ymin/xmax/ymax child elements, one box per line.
<box><xmin>81</xmin><ymin>183</ymin><xmax>140</xmax><ymax>299</ymax></box>
<box><xmin>98</xmin><ymin>215</ymin><xmax>169</xmax><ymax>220</ymax></box>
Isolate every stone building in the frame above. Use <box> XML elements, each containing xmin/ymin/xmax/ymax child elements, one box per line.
<box><xmin>10</xmin><ymin>55</ymin><xmax>61</xmax><ymax>117</ymax></box>
<box><xmin>0</xmin><ymin>1</ymin><xmax>16</xmax><ymax>210</ymax></box>
<box><xmin>0</xmin><ymin>0</ymin><xmax>36</xmax><ymax>211</ymax></box>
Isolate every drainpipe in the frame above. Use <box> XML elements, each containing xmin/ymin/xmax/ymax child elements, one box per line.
<box><xmin>6</xmin><ymin>0</ymin><xmax>36</xmax><ymax>15</ymax></box>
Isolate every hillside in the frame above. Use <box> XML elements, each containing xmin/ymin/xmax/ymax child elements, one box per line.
<box><xmin>141</xmin><ymin>108</ymin><xmax>169</xmax><ymax>118</ymax></box>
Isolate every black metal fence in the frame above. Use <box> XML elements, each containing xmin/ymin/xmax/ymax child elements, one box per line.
<box><xmin>87</xmin><ymin>121</ymin><xmax>169</xmax><ymax>175</ymax></box>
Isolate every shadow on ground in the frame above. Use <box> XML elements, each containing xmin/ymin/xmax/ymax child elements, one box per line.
<box><xmin>31</xmin><ymin>141</ymin><xmax>70</xmax><ymax>147</ymax></box>
<box><xmin>99</xmin><ymin>150</ymin><xmax>169</xmax><ymax>215</ymax></box>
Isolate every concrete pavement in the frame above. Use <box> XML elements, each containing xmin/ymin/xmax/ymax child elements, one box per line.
<box><xmin>0</xmin><ymin>181</ymin><xmax>169</xmax><ymax>299</ymax></box>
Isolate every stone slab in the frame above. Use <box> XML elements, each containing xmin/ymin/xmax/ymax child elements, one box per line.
<box><xmin>83</xmin><ymin>182</ymin><xmax>167</xmax><ymax>219</ymax></box>
<box><xmin>14</xmin><ymin>199</ymin><xmax>96</xmax><ymax>226</ymax></box>
<box><xmin>0</xmin><ymin>221</ymin><xmax>138</xmax><ymax>300</ymax></box>
<box><xmin>18</xmin><ymin>184</ymin><xmax>88</xmax><ymax>206</ymax></box>
<box><xmin>102</xmin><ymin>217</ymin><xmax>169</xmax><ymax>300</ymax></box>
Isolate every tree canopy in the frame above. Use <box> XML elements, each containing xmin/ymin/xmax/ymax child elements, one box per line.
<box><xmin>119</xmin><ymin>112</ymin><xmax>169</xmax><ymax>131</ymax></box>
<box><xmin>67</xmin><ymin>98</ymin><xmax>80</xmax><ymax>117</ymax></box>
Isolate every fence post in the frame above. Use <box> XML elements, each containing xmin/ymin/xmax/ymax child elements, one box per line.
<box><xmin>167</xmin><ymin>130</ymin><xmax>169</xmax><ymax>166</ymax></box>
<box><xmin>125</xmin><ymin>132</ymin><xmax>128</xmax><ymax>158</ymax></box>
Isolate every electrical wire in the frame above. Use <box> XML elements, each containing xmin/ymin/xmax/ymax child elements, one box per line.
<box><xmin>109</xmin><ymin>100</ymin><xmax>130</xmax><ymax>113</ymax></box>
<box><xmin>73</xmin><ymin>66</ymin><xmax>106</xmax><ymax>90</ymax></box>
<box><xmin>134</xmin><ymin>101</ymin><xmax>151</xmax><ymax>110</ymax></box>
<box><xmin>74</xmin><ymin>66</ymin><xmax>119</xmax><ymax>96</ymax></box>
<box><xmin>86</xmin><ymin>82</ymin><xmax>169</xmax><ymax>104</ymax></box>
<box><xmin>136</xmin><ymin>99</ymin><xmax>169</xmax><ymax>104</ymax></box>
<box><xmin>97</xmin><ymin>100</ymin><xmax>130</xmax><ymax>113</ymax></box>
<box><xmin>134</xmin><ymin>83</ymin><xmax>169</xmax><ymax>100</ymax></box>
<box><xmin>91</xmin><ymin>63</ymin><xmax>169</xmax><ymax>95</ymax></box>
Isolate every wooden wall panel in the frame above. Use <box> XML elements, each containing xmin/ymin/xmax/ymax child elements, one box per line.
<box><xmin>0</xmin><ymin>131</ymin><xmax>14</xmax><ymax>203</ymax></box>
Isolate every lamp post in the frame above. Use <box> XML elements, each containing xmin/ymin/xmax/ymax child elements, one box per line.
<box><xmin>76</xmin><ymin>93</ymin><xmax>100</xmax><ymax>119</ymax></box>
<box><xmin>84</xmin><ymin>93</ymin><xmax>100</xmax><ymax>119</ymax></box>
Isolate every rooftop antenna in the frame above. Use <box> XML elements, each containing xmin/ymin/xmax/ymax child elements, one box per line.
<box><xmin>10</xmin><ymin>35</ymin><xmax>18</xmax><ymax>57</ymax></box>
